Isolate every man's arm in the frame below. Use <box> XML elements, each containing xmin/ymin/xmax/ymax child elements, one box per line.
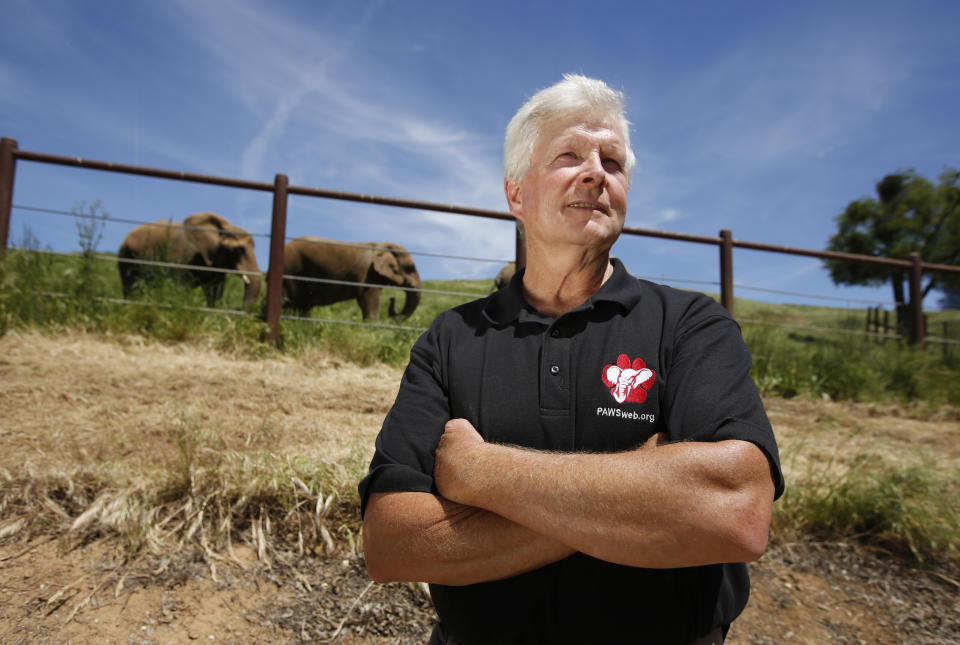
<box><xmin>434</xmin><ymin>419</ymin><xmax>775</xmax><ymax>569</ymax></box>
<box><xmin>363</xmin><ymin>491</ymin><xmax>575</xmax><ymax>585</ymax></box>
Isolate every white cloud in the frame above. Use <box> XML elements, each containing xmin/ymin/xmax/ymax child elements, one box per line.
<box><xmin>683</xmin><ymin>34</ymin><xmax>907</xmax><ymax>166</ymax></box>
<box><xmin>240</xmin><ymin>85</ymin><xmax>312</xmax><ymax>180</ymax></box>
<box><xmin>0</xmin><ymin>59</ymin><xmax>19</xmax><ymax>97</ymax></box>
<box><xmin>627</xmin><ymin>207</ymin><xmax>685</xmax><ymax>230</ymax></box>
<box><xmin>167</xmin><ymin>0</ymin><xmax>506</xmax><ymax>209</ymax></box>
<box><xmin>658</xmin><ymin>208</ymin><xmax>681</xmax><ymax>222</ymax></box>
<box><xmin>738</xmin><ymin>257</ymin><xmax>822</xmax><ymax>290</ymax></box>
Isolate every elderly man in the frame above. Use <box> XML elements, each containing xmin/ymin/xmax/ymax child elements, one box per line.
<box><xmin>360</xmin><ymin>75</ymin><xmax>783</xmax><ymax>645</ymax></box>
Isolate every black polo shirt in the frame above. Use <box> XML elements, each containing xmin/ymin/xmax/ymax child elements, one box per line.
<box><xmin>359</xmin><ymin>258</ymin><xmax>784</xmax><ymax>645</ymax></box>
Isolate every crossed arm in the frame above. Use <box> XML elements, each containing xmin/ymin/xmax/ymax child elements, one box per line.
<box><xmin>362</xmin><ymin>419</ymin><xmax>775</xmax><ymax>586</ymax></box>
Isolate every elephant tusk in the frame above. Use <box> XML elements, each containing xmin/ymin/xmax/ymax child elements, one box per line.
<box><xmin>242</xmin><ymin>274</ymin><xmax>251</xmax><ymax>285</ymax></box>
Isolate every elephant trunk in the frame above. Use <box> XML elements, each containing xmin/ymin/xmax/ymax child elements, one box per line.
<box><xmin>389</xmin><ymin>282</ymin><xmax>421</xmax><ymax>320</ymax></box>
<box><xmin>242</xmin><ymin>271</ymin><xmax>262</xmax><ymax>306</ymax></box>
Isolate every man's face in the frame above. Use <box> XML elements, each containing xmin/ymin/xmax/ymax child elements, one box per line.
<box><xmin>506</xmin><ymin>112</ymin><xmax>629</xmax><ymax>253</ymax></box>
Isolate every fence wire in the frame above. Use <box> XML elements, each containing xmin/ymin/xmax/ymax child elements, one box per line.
<box><xmin>13</xmin><ymin>204</ymin><xmax>272</xmax><ymax>239</ymax></box>
<box><xmin>737</xmin><ymin>317</ymin><xmax>905</xmax><ymax>341</ymax></box>
<box><xmin>28</xmin><ymin>290</ymin><xmax>250</xmax><ymax>317</ymax></box>
<box><xmin>8</xmin><ymin>203</ymin><xmax>958</xmax><ymax>347</ymax></box>
<box><xmin>4</xmin><ymin>203</ymin><xmax>918</xmax><ymax>309</ymax></box>
<box><xmin>634</xmin><ymin>274</ymin><xmax>719</xmax><ymax>287</ymax></box>
<box><xmin>734</xmin><ymin>283</ymin><xmax>892</xmax><ymax>307</ymax></box>
<box><xmin>12</xmin><ymin>204</ymin><xmax>513</xmax><ymax>265</ymax></box>
<box><xmin>17</xmin><ymin>247</ymin><xmax>487</xmax><ymax>300</ymax></box>
<box><xmin>278</xmin><ymin>313</ymin><xmax>426</xmax><ymax>333</ymax></box>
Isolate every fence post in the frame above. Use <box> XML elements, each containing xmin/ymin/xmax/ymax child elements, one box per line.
<box><xmin>265</xmin><ymin>173</ymin><xmax>289</xmax><ymax>345</ymax></box>
<box><xmin>0</xmin><ymin>137</ymin><xmax>18</xmax><ymax>260</ymax></box>
<box><xmin>908</xmin><ymin>252</ymin><xmax>925</xmax><ymax>349</ymax></box>
<box><xmin>719</xmin><ymin>229</ymin><xmax>734</xmax><ymax>315</ymax></box>
<box><xmin>944</xmin><ymin>322</ymin><xmax>950</xmax><ymax>360</ymax></box>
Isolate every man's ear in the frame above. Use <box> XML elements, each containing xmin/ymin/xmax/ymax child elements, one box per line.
<box><xmin>504</xmin><ymin>178</ymin><xmax>523</xmax><ymax>221</ymax></box>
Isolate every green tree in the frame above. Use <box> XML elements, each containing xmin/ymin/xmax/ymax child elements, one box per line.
<box><xmin>941</xmin><ymin>288</ymin><xmax>960</xmax><ymax>310</ymax></box>
<box><xmin>825</xmin><ymin>169</ymin><xmax>960</xmax><ymax>312</ymax></box>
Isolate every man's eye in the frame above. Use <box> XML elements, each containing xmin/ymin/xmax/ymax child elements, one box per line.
<box><xmin>602</xmin><ymin>158</ymin><xmax>622</xmax><ymax>172</ymax></box>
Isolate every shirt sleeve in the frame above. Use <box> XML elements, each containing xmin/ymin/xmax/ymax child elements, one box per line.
<box><xmin>358</xmin><ymin>318</ymin><xmax>451</xmax><ymax>517</ymax></box>
<box><xmin>661</xmin><ymin>297</ymin><xmax>785</xmax><ymax>499</ymax></box>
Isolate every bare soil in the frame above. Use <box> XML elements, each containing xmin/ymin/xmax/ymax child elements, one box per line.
<box><xmin>1</xmin><ymin>331</ymin><xmax>958</xmax><ymax>644</ymax></box>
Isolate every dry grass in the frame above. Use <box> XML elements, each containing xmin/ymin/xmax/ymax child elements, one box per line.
<box><xmin>2</xmin><ymin>330</ymin><xmax>959</xmax><ymax>644</ymax></box>
<box><xmin>764</xmin><ymin>398</ymin><xmax>960</xmax><ymax>561</ymax></box>
<box><xmin>0</xmin><ymin>330</ymin><xmax>400</xmax><ymax>567</ymax></box>
<box><xmin>2</xmin><ymin>331</ymin><xmax>958</xmax><ymax>567</ymax></box>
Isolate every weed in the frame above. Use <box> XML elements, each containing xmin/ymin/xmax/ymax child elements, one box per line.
<box><xmin>742</xmin><ymin>323</ymin><xmax>959</xmax><ymax>405</ymax></box>
<box><xmin>1</xmin><ymin>416</ymin><xmax>366</xmax><ymax>561</ymax></box>
<box><xmin>774</xmin><ymin>452</ymin><xmax>959</xmax><ymax>562</ymax></box>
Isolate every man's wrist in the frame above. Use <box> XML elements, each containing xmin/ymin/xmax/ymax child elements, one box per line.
<box><xmin>453</xmin><ymin>440</ymin><xmax>495</xmax><ymax>506</ymax></box>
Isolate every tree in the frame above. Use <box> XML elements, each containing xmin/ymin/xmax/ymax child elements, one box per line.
<box><xmin>940</xmin><ymin>286</ymin><xmax>960</xmax><ymax>310</ymax></box>
<box><xmin>825</xmin><ymin>168</ymin><xmax>960</xmax><ymax>317</ymax></box>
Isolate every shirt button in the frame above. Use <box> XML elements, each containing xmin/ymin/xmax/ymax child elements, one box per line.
<box><xmin>550</xmin><ymin>365</ymin><xmax>560</xmax><ymax>375</ymax></box>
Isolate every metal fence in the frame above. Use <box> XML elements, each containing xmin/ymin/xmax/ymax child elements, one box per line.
<box><xmin>2</xmin><ymin>135</ymin><xmax>959</xmax><ymax>348</ymax></box>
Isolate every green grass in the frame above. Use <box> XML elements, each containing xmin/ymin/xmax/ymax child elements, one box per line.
<box><xmin>2</xmin><ymin>246</ymin><xmax>959</xmax><ymax>563</ymax></box>
<box><xmin>2</xmin><ymin>246</ymin><xmax>959</xmax><ymax>404</ymax></box>
<box><xmin>740</xmin><ymin>306</ymin><xmax>960</xmax><ymax>406</ymax></box>
<box><xmin>773</xmin><ymin>451</ymin><xmax>960</xmax><ymax>562</ymax></box>
<box><xmin>276</xmin><ymin>279</ymin><xmax>487</xmax><ymax>365</ymax></box>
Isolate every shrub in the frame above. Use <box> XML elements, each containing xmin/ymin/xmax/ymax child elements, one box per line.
<box><xmin>774</xmin><ymin>453</ymin><xmax>960</xmax><ymax>562</ymax></box>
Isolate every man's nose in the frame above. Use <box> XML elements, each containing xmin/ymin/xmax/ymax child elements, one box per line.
<box><xmin>581</xmin><ymin>153</ymin><xmax>605</xmax><ymax>185</ymax></box>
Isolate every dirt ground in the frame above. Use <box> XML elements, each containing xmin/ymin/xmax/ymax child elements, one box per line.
<box><xmin>1</xmin><ymin>330</ymin><xmax>958</xmax><ymax>644</ymax></box>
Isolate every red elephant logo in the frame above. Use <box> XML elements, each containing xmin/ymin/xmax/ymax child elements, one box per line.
<box><xmin>602</xmin><ymin>354</ymin><xmax>656</xmax><ymax>404</ymax></box>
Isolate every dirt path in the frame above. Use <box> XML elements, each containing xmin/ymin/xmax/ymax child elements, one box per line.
<box><xmin>1</xmin><ymin>331</ymin><xmax>958</xmax><ymax>644</ymax></box>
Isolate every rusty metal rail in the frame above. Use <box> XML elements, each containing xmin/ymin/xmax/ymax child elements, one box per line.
<box><xmin>4</xmin><ymin>143</ymin><xmax>515</xmax><ymax>220</ymax></box>
<box><xmin>3</xmin><ymin>136</ymin><xmax>958</xmax><ymax>348</ymax></box>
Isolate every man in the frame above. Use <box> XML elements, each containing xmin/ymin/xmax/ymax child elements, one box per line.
<box><xmin>360</xmin><ymin>74</ymin><xmax>784</xmax><ymax>645</ymax></box>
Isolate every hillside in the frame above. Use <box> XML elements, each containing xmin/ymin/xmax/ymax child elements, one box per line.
<box><xmin>1</xmin><ymin>331</ymin><xmax>958</xmax><ymax>644</ymax></box>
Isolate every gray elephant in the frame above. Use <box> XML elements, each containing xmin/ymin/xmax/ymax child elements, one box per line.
<box><xmin>118</xmin><ymin>212</ymin><xmax>262</xmax><ymax>307</ymax></box>
<box><xmin>493</xmin><ymin>262</ymin><xmax>517</xmax><ymax>291</ymax></box>
<box><xmin>282</xmin><ymin>237</ymin><xmax>421</xmax><ymax>320</ymax></box>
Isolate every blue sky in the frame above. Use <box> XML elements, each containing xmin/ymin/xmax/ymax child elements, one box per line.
<box><xmin>2</xmin><ymin>0</ymin><xmax>958</xmax><ymax>309</ymax></box>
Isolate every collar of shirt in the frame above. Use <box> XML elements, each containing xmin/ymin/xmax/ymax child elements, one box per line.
<box><xmin>481</xmin><ymin>257</ymin><xmax>644</xmax><ymax>326</ymax></box>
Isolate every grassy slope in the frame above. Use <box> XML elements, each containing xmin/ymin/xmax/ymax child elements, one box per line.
<box><xmin>2</xmin><ymin>249</ymin><xmax>958</xmax><ymax>562</ymax></box>
<box><xmin>2</xmin><ymin>248</ymin><xmax>959</xmax><ymax>401</ymax></box>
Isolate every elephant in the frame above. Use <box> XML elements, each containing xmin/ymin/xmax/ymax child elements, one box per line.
<box><xmin>493</xmin><ymin>262</ymin><xmax>517</xmax><ymax>291</ymax></box>
<box><xmin>282</xmin><ymin>237</ymin><xmax>421</xmax><ymax>320</ymax></box>
<box><xmin>117</xmin><ymin>212</ymin><xmax>262</xmax><ymax>307</ymax></box>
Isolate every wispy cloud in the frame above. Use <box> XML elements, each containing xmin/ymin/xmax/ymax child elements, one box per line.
<box><xmin>627</xmin><ymin>207</ymin><xmax>686</xmax><ymax>230</ymax></box>
<box><xmin>168</xmin><ymin>0</ymin><xmax>507</xmax><ymax>228</ymax></box>
<box><xmin>677</xmin><ymin>30</ymin><xmax>907</xmax><ymax>168</ymax></box>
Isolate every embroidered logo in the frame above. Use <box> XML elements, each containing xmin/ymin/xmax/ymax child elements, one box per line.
<box><xmin>602</xmin><ymin>354</ymin><xmax>656</xmax><ymax>404</ymax></box>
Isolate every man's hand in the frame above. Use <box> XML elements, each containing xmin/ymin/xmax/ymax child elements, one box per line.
<box><xmin>434</xmin><ymin>418</ymin><xmax>487</xmax><ymax>505</ymax></box>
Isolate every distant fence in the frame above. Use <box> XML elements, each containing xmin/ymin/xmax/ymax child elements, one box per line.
<box><xmin>2</xmin><ymin>136</ymin><xmax>959</xmax><ymax>348</ymax></box>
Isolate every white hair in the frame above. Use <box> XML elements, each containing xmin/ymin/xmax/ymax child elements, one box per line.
<box><xmin>504</xmin><ymin>74</ymin><xmax>636</xmax><ymax>186</ymax></box>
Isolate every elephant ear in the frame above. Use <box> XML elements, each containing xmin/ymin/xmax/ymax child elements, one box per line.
<box><xmin>371</xmin><ymin>244</ymin><xmax>404</xmax><ymax>283</ymax></box>
<box><xmin>183</xmin><ymin>212</ymin><xmax>227</xmax><ymax>266</ymax></box>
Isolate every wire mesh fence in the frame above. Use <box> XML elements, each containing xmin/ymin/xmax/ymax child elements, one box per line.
<box><xmin>2</xmin><ymin>136</ymin><xmax>958</xmax><ymax>353</ymax></box>
<box><xmin>13</xmin><ymin>202</ymin><xmax>960</xmax><ymax>359</ymax></box>
<box><xmin>5</xmin><ymin>204</ymin><xmax>497</xmax><ymax>335</ymax></box>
